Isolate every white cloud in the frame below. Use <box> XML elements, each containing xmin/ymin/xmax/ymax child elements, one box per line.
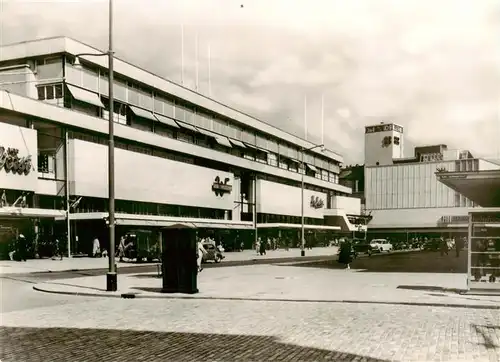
<box><xmin>1</xmin><ymin>0</ymin><xmax>499</xmax><ymax>163</ymax></box>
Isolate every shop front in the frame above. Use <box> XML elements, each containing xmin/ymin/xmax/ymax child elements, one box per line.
<box><xmin>468</xmin><ymin>209</ymin><xmax>500</xmax><ymax>293</ymax></box>
<box><xmin>436</xmin><ymin>169</ymin><xmax>500</xmax><ymax>293</ymax></box>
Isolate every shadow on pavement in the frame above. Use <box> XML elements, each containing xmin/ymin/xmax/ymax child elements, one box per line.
<box><xmin>473</xmin><ymin>325</ymin><xmax>500</xmax><ymax>350</ymax></box>
<box><xmin>0</xmin><ymin>326</ymin><xmax>389</xmax><ymax>362</ymax></box>
<box><xmin>292</xmin><ymin>251</ymin><xmax>467</xmax><ymax>273</ymax></box>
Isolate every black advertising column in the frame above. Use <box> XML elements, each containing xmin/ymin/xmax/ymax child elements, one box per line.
<box><xmin>161</xmin><ymin>226</ymin><xmax>198</xmax><ymax>294</ymax></box>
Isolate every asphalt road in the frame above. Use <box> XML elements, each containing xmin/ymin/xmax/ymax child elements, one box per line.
<box><xmin>296</xmin><ymin>250</ymin><xmax>468</xmax><ymax>273</ymax></box>
<box><xmin>2</xmin><ymin>253</ymin><xmax>342</xmax><ymax>283</ymax></box>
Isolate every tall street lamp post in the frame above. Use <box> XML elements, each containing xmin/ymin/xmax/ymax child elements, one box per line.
<box><xmin>300</xmin><ymin>144</ymin><xmax>325</xmax><ymax>257</ymax></box>
<box><xmin>74</xmin><ymin>0</ymin><xmax>116</xmax><ymax>291</ymax></box>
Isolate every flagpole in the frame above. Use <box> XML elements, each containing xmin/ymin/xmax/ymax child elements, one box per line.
<box><xmin>321</xmin><ymin>94</ymin><xmax>325</xmax><ymax>145</ymax></box>
<box><xmin>181</xmin><ymin>24</ymin><xmax>185</xmax><ymax>86</ymax></box>
<box><xmin>304</xmin><ymin>95</ymin><xmax>308</xmax><ymax>141</ymax></box>
<box><xmin>208</xmin><ymin>43</ymin><xmax>212</xmax><ymax>97</ymax></box>
<box><xmin>195</xmin><ymin>31</ymin><xmax>199</xmax><ymax>92</ymax></box>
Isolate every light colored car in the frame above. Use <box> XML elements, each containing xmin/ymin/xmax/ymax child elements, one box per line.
<box><xmin>202</xmin><ymin>242</ymin><xmax>225</xmax><ymax>263</ymax></box>
<box><xmin>369</xmin><ymin>239</ymin><xmax>393</xmax><ymax>252</ymax></box>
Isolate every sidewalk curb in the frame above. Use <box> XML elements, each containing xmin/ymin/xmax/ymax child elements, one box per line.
<box><xmin>32</xmin><ymin>285</ymin><xmax>500</xmax><ymax>310</ymax></box>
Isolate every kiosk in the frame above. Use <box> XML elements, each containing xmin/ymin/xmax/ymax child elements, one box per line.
<box><xmin>468</xmin><ymin>209</ymin><xmax>500</xmax><ymax>293</ymax></box>
<box><xmin>161</xmin><ymin>223</ymin><xmax>199</xmax><ymax>294</ymax></box>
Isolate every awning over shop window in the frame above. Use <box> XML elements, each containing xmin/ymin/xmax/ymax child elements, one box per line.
<box><xmin>129</xmin><ymin>105</ymin><xmax>156</xmax><ymax>121</ymax></box>
<box><xmin>154</xmin><ymin>113</ymin><xmax>180</xmax><ymax>128</ymax></box>
<box><xmin>244</xmin><ymin>143</ymin><xmax>268</xmax><ymax>153</ymax></box>
<box><xmin>192</xmin><ymin>222</ymin><xmax>253</xmax><ymax>230</ymax></box>
<box><xmin>195</xmin><ymin>127</ymin><xmax>216</xmax><ymax>138</ymax></box>
<box><xmin>306</xmin><ymin>163</ymin><xmax>318</xmax><ymax>172</ymax></box>
<box><xmin>229</xmin><ymin>139</ymin><xmax>246</xmax><ymax>148</ymax></box>
<box><xmin>214</xmin><ymin>135</ymin><xmax>233</xmax><ymax>148</ymax></box>
<box><xmin>177</xmin><ymin>121</ymin><xmax>199</xmax><ymax>133</ymax></box>
<box><xmin>66</xmin><ymin>84</ymin><xmax>104</xmax><ymax>108</ymax></box>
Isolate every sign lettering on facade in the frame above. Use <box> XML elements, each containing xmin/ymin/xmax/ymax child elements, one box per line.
<box><xmin>0</xmin><ymin>146</ymin><xmax>32</xmax><ymax>175</ymax></box>
<box><xmin>420</xmin><ymin>153</ymin><xmax>443</xmax><ymax>162</ymax></box>
<box><xmin>365</xmin><ymin>124</ymin><xmax>404</xmax><ymax>134</ymax></box>
<box><xmin>310</xmin><ymin>196</ymin><xmax>324</xmax><ymax>209</ymax></box>
<box><xmin>212</xmin><ymin>176</ymin><xmax>232</xmax><ymax>197</ymax></box>
<box><xmin>438</xmin><ymin>215</ymin><xmax>469</xmax><ymax>225</ymax></box>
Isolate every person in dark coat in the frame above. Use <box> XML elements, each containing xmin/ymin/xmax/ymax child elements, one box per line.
<box><xmin>17</xmin><ymin>234</ymin><xmax>27</xmax><ymax>261</ymax></box>
<box><xmin>338</xmin><ymin>240</ymin><xmax>353</xmax><ymax>269</ymax></box>
<box><xmin>259</xmin><ymin>238</ymin><xmax>266</xmax><ymax>255</ymax></box>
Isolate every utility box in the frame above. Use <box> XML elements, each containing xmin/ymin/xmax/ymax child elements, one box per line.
<box><xmin>161</xmin><ymin>224</ymin><xmax>198</xmax><ymax>294</ymax></box>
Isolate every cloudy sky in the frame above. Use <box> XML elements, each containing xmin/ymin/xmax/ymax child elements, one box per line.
<box><xmin>1</xmin><ymin>0</ymin><xmax>499</xmax><ymax>164</ymax></box>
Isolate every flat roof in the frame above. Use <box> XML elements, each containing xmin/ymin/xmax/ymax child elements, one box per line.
<box><xmin>436</xmin><ymin>170</ymin><xmax>500</xmax><ymax>207</ymax></box>
<box><xmin>0</xmin><ymin>36</ymin><xmax>343</xmax><ymax>163</ymax></box>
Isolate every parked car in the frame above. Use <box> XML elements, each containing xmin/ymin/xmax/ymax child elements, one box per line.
<box><xmin>351</xmin><ymin>238</ymin><xmax>373</xmax><ymax>257</ymax></box>
<box><xmin>422</xmin><ymin>239</ymin><xmax>441</xmax><ymax>251</ymax></box>
<box><xmin>202</xmin><ymin>242</ymin><xmax>225</xmax><ymax>263</ymax></box>
<box><xmin>123</xmin><ymin>230</ymin><xmax>161</xmax><ymax>262</ymax></box>
<box><xmin>369</xmin><ymin>239</ymin><xmax>393</xmax><ymax>252</ymax></box>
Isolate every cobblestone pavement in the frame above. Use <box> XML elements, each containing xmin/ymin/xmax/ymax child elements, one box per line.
<box><xmin>1</xmin><ymin>297</ymin><xmax>499</xmax><ymax>361</ymax></box>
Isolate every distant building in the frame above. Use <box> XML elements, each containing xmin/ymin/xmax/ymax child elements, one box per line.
<box><xmin>362</xmin><ymin>122</ymin><xmax>500</xmax><ymax>238</ymax></box>
<box><xmin>339</xmin><ymin>164</ymin><xmax>365</xmax><ymax>210</ymax></box>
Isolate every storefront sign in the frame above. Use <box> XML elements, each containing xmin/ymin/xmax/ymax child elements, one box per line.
<box><xmin>212</xmin><ymin>176</ymin><xmax>232</xmax><ymax>196</ymax></box>
<box><xmin>0</xmin><ymin>146</ymin><xmax>32</xmax><ymax>175</ymax></box>
<box><xmin>310</xmin><ymin>196</ymin><xmax>324</xmax><ymax>209</ymax></box>
<box><xmin>437</xmin><ymin>215</ymin><xmax>469</xmax><ymax>225</ymax></box>
<box><xmin>420</xmin><ymin>153</ymin><xmax>443</xmax><ymax>162</ymax></box>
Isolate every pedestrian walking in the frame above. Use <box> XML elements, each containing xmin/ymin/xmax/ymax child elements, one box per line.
<box><xmin>92</xmin><ymin>237</ymin><xmax>101</xmax><ymax>257</ymax></box>
<box><xmin>17</xmin><ymin>234</ymin><xmax>27</xmax><ymax>262</ymax></box>
<box><xmin>197</xmin><ymin>239</ymin><xmax>207</xmax><ymax>273</ymax></box>
<box><xmin>259</xmin><ymin>238</ymin><xmax>266</xmax><ymax>255</ymax></box>
<box><xmin>439</xmin><ymin>237</ymin><xmax>448</xmax><ymax>256</ymax></box>
<box><xmin>118</xmin><ymin>236</ymin><xmax>126</xmax><ymax>262</ymax></box>
<box><xmin>338</xmin><ymin>240</ymin><xmax>353</xmax><ymax>269</ymax></box>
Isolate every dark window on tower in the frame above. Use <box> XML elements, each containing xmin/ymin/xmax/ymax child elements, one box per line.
<box><xmin>37</xmin><ymin>87</ymin><xmax>45</xmax><ymax>100</ymax></box>
<box><xmin>394</xmin><ymin>136</ymin><xmax>400</xmax><ymax>145</ymax></box>
<box><xmin>46</xmin><ymin>86</ymin><xmax>54</xmax><ymax>100</ymax></box>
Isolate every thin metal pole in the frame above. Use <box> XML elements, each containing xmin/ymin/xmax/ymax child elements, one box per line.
<box><xmin>304</xmin><ymin>96</ymin><xmax>308</xmax><ymax>141</ymax></box>
<box><xmin>65</xmin><ymin>130</ymin><xmax>71</xmax><ymax>258</ymax></box>
<box><xmin>301</xmin><ymin>150</ymin><xmax>305</xmax><ymax>256</ymax></box>
<box><xmin>208</xmin><ymin>43</ymin><xmax>212</xmax><ymax>97</ymax></box>
<box><xmin>253</xmin><ymin>174</ymin><xmax>258</xmax><ymax>251</ymax></box>
<box><xmin>321</xmin><ymin>94</ymin><xmax>324</xmax><ymax>145</ymax></box>
<box><xmin>181</xmin><ymin>24</ymin><xmax>185</xmax><ymax>86</ymax></box>
<box><xmin>467</xmin><ymin>213</ymin><xmax>472</xmax><ymax>291</ymax></box>
<box><xmin>106</xmin><ymin>0</ymin><xmax>117</xmax><ymax>292</ymax></box>
<box><xmin>195</xmin><ymin>31</ymin><xmax>199</xmax><ymax>92</ymax></box>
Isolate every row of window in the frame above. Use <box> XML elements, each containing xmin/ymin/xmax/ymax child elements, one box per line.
<box><xmin>37</xmin><ymin>195</ymin><xmax>231</xmax><ymax>220</ymax></box>
<box><xmin>37</xmin><ymin>83</ymin><xmax>340</xmax><ymax>185</ymax></box>
<box><xmin>61</xmin><ymin>59</ymin><xmax>339</xmax><ymax>171</ymax></box>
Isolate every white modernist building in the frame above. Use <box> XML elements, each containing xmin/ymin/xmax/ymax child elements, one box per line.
<box><xmin>363</xmin><ymin>122</ymin><xmax>500</xmax><ymax>235</ymax></box>
<box><xmin>0</xmin><ymin>36</ymin><xmax>363</xmax><ymax>257</ymax></box>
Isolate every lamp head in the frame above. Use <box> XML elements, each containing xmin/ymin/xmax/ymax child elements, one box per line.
<box><xmin>73</xmin><ymin>57</ymin><xmax>82</xmax><ymax>68</ymax></box>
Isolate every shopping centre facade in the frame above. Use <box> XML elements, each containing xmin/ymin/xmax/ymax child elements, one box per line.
<box><xmin>0</xmin><ymin>37</ymin><xmax>364</xmax><ymax>258</ymax></box>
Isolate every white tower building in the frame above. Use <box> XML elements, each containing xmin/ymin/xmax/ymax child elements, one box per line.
<box><xmin>364</xmin><ymin>122</ymin><xmax>404</xmax><ymax>166</ymax></box>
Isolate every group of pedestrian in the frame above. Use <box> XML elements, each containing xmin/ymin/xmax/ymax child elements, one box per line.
<box><xmin>9</xmin><ymin>234</ymin><xmax>66</xmax><ymax>261</ymax></box>
<box><xmin>8</xmin><ymin>234</ymin><xmax>28</xmax><ymax>261</ymax></box>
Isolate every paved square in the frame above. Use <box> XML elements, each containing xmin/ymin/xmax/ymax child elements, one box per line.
<box><xmin>1</xmin><ymin>296</ymin><xmax>499</xmax><ymax>361</ymax></box>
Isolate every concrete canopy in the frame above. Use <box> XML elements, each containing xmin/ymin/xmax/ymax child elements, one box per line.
<box><xmin>436</xmin><ymin>170</ymin><xmax>500</xmax><ymax>207</ymax></box>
